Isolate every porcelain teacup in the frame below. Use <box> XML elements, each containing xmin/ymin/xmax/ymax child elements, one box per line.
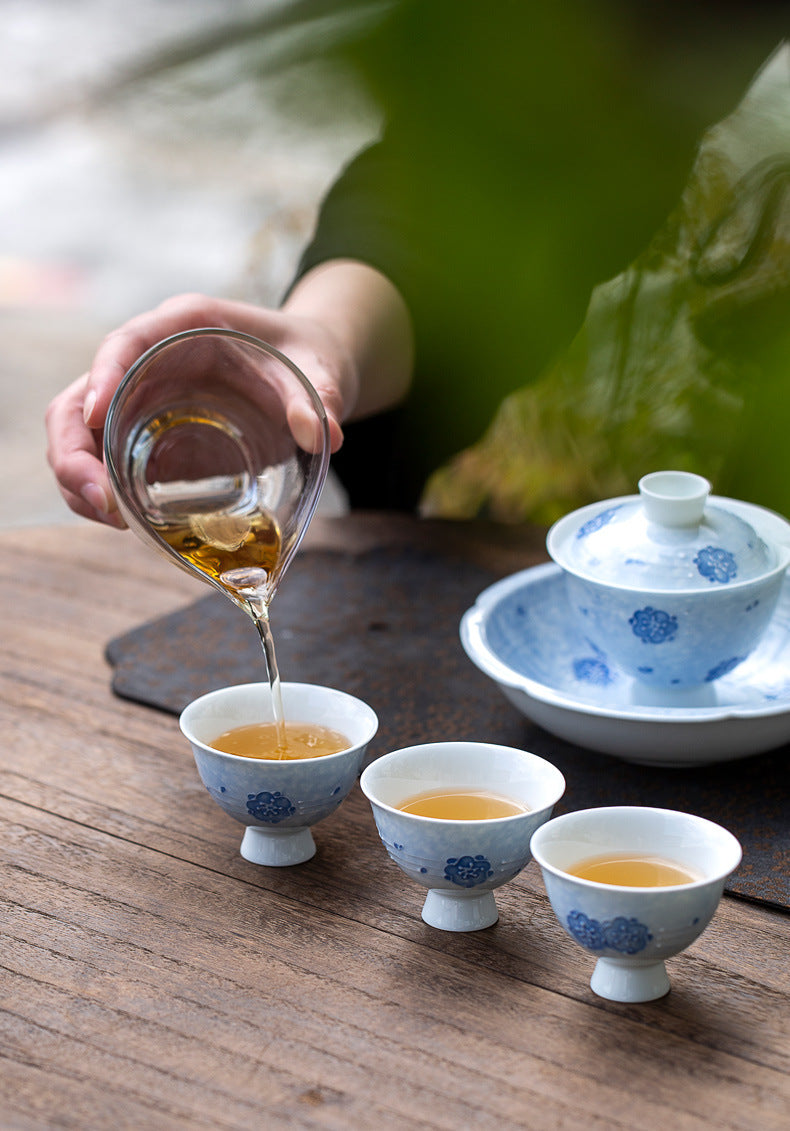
<box><xmin>180</xmin><ymin>681</ymin><xmax>378</xmax><ymax>866</ymax></box>
<box><xmin>530</xmin><ymin>805</ymin><xmax>742</xmax><ymax>1001</ymax></box>
<box><xmin>360</xmin><ymin>741</ymin><xmax>565</xmax><ymax>931</ymax></box>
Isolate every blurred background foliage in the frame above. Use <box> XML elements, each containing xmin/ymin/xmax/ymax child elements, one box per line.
<box><xmin>36</xmin><ymin>0</ymin><xmax>790</xmax><ymax>520</ymax></box>
<box><xmin>260</xmin><ymin>0</ymin><xmax>790</xmax><ymax>518</ymax></box>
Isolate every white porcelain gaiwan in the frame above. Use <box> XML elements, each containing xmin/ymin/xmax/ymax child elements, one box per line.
<box><xmin>547</xmin><ymin>471</ymin><xmax>790</xmax><ymax>695</ymax></box>
<box><xmin>180</xmin><ymin>682</ymin><xmax>378</xmax><ymax>867</ymax></box>
<box><xmin>530</xmin><ymin>806</ymin><xmax>742</xmax><ymax>1002</ymax></box>
<box><xmin>360</xmin><ymin>741</ymin><xmax>565</xmax><ymax>931</ymax></box>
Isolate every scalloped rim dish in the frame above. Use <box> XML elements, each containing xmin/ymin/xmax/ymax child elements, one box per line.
<box><xmin>460</xmin><ymin>563</ymin><xmax>790</xmax><ymax>765</ymax></box>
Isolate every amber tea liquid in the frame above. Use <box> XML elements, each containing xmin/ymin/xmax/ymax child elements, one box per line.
<box><xmin>155</xmin><ymin>506</ymin><xmax>289</xmax><ymax>744</ymax></box>
<box><xmin>210</xmin><ymin>721</ymin><xmax>351</xmax><ymax>761</ymax></box>
<box><xmin>567</xmin><ymin>853</ymin><xmax>699</xmax><ymax>887</ymax></box>
<box><xmin>157</xmin><ymin>509</ymin><xmax>281</xmax><ymax>597</ymax></box>
<box><xmin>397</xmin><ymin>789</ymin><xmax>529</xmax><ymax>820</ymax></box>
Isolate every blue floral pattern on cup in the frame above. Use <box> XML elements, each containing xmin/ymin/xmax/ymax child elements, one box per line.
<box><xmin>573</xmin><ymin>650</ymin><xmax>613</xmax><ymax>685</ymax></box>
<box><xmin>444</xmin><ymin>855</ymin><xmax>494</xmax><ymax>888</ymax></box>
<box><xmin>246</xmin><ymin>790</ymin><xmax>296</xmax><ymax>822</ymax></box>
<box><xmin>629</xmin><ymin>606</ymin><xmax>678</xmax><ymax>644</ymax></box>
<box><xmin>567</xmin><ymin>910</ymin><xmax>652</xmax><ymax>954</ymax></box>
<box><xmin>705</xmin><ymin>656</ymin><xmax>744</xmax><ymax>682</ymax></box>
<box><xmin>694</xmin><ymin>546</ymin><xmax>737</xmax><ymax>584</ymax></box>
<box><xmin>576</xmin><ymin>506</ymin><xmax>622</xmax><ymax>539</ymax></box>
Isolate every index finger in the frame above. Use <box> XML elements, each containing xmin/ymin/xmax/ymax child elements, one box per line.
<box><xmin>45</xmin><ymin>374</ymin><xmax>126</xmax><ymax>527</ymax></box>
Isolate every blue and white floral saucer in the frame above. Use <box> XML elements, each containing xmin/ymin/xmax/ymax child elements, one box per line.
<box><xmin>460</xmin><ymin>563</ymin><xmax>790</xmax><ymax>765</ymax></box>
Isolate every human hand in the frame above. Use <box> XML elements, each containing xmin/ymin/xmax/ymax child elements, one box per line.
<box><xmin>45</xmin><ymin>292</ymin><xmax>356</xmax><ymax>526</ymax></box>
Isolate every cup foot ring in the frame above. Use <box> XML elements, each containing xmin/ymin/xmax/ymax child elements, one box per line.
<box><xmin>421</xmin><ymin>888</ymin><xmax>499</xmax><ymax>931</ymax></box>
<box><xmin>241</xmin><ymin>825</ymin><xmax>316</xmax><ymax>867</ymax></box>
<box><xmin>590</xmin><ymin>957</ymin><xmax>671</xmax><ymax>1002</ymax></box>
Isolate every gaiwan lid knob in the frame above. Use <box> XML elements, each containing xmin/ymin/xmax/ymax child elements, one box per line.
<box><xmin>638</xmin><ymin>470</ymin><xmax>710</xmax><ymax>528</ymax></box>
<box><xmin>547</xmin><ymin>470</ymin><xmax>782</xmax><ymax>589</ymax></box>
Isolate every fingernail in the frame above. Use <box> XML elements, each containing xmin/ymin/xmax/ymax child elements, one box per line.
<box><xmin>81</xmin><ymin>482</ymin><xmax>110</xmax><ymax>515</ymax></box>
<box><xmin>83</xmin><ymin>389</ymin><xmax>97</xmax><ymax>425</ymax></box>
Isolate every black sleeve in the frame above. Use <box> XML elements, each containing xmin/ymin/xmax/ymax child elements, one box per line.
<box><xmin>289</xmin><ymin>132</ymin><xmax>432</xmax><ymax>314</ymax></box>
<box><xmin>287</xmin><ymin>133</ymin><xmax>444</xmax><ymax>511</ymax></box>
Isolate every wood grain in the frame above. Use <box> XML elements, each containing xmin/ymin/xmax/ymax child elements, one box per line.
<box><xmin>0</xmin><ymin>519</ymin><xmax>787</xmax><ymax>1130</ymax></box>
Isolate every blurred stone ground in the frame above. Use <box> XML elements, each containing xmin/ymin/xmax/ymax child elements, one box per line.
<box><xmin>0</xmin><ymin>0</ymin><xmax>376</xmax><ymax>526</ymax></box>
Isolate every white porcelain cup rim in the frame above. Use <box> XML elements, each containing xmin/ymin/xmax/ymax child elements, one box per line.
<box><xmin>360</xmin><ymin>740</ymin><xmax>566</xmax><ymax>824</ymax></box>
<box><xmin>530</xmin><ymin>805</ymin><xmax>743</xmax><ymax>889</ymax></box>
<box><xmin>179</xmin><ymin>680</ymin><xmax>379</xmax><ymax>764</ymax></box>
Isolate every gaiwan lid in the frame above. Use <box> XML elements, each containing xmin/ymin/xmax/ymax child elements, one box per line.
<box><xmin>547</xmin><ymin>471</ymin><xmax>786</xmax><ymax>590</ymax></box>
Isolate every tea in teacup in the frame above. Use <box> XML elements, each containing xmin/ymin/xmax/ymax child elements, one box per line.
<box><xmin>396</xmin><ymin>788</ymin><xmax>530</xmax><ymax>820</ymax></box>
<box><xmin>567</xmin><ymin>853</ymin><xmax>700</xmax><ymax>887</ymax></box>
<box><xmin>210</xmin><ymin>721</ymin><xmax>350</xmax><ymax>761</ymax></box>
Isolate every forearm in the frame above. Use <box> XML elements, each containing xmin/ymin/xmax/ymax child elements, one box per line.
<box><xmin>283</xmin><ymin>258</ymin><xmax>414</xmax><ymax>422</ymax></box>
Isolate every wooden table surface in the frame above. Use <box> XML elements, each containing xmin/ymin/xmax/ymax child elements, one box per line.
<box><xmin>1</xmin><ymin>516</ymin><xmax>788</xmax><ymax>1130</ymax></box>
